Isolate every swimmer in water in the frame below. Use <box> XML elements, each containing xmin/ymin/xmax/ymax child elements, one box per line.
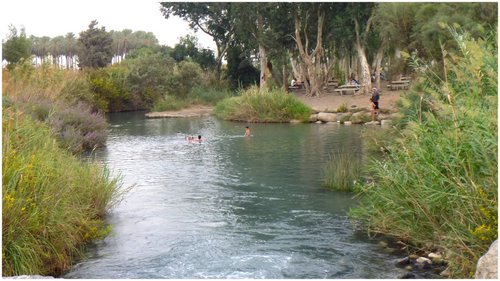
<box><xmin>245</xmin><ymin>126</ymin><xmax>251</xmax><ymax>137</ymax></box>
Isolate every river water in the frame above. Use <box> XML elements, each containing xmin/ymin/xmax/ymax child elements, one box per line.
<box><xmin>65</xmin><ymin>112</ymin><xmax>405</xmax><ymax>279</ymax></box>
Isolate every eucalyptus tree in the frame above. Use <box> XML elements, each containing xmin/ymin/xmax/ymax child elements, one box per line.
<box><xmin>160</xmin><ymin>2</ymin><xmax>234</xmax><ymax>80</ymax></box>
<box><xmin>77</xmin><ymin>20</ymin><xmax>114</xmax><ymax>69</ymax></box>
<box><xmin>231</xmin><ymin>2</ymin><xmax>280</xmax><ymax>91</ymax></box>
<box><xmin>345</xmin><ymin>3</ymin><xmax>376</xmax><ymax>95</ymax></box>
<box><xmin>2</xmin><ymin>25</ymin><xmax>31</xmax><ymax>70</ymax></box>
<box><xmin>291</xmin><ymin>2</ymin><xmax>329</xmax><ymax>96</ymax></box>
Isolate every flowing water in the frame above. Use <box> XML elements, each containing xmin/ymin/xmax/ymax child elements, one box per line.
<box><xmin>65</xmin><ymin>112</ymin><xmax>405</xmax><ymax>279</ymax></box>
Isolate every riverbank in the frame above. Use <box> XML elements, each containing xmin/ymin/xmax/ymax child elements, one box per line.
<box><xmin>146</xmin><ymin>81</ymin><xmax>404</xmax><ymax>122</ymax></box>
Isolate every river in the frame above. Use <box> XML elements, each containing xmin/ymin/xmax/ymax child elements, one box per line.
<box><xmin>65</xmin><ymin>112</ymin><xmax>406</xmax><ymax>279</ymax></box>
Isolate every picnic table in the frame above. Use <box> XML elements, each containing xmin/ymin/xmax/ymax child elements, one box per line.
<box><xmin>334</xmin><ymin>84</ymin><xmax>360</xmax><ymax>95</ymax></box>
<box><xmin>327</xmin><ymin>80</ymin><xmax>339</xmax><ymax>88</ymax></box>
<box><xmin>388</xmin><ymin>80</ymin><xmax>410</xmax><ymax>90</ymax></box>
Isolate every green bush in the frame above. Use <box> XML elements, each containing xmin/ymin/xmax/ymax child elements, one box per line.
<box><xmin>350</xmin><ymin>30</ymin><xmax>497</xmax><ymax>278</ymax></box>
<box><xmin>2</xmin><ymin>108</ymin><xmax>121</xmax><ymax>276</ymax></box>
<box><xmin>214</xmin><ymin>86</ymin><xmax>312</xmax><ymax>122</ymax></box>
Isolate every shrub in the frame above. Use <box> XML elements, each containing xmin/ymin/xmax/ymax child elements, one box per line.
<box><xmin>2</xmin><ymin>108</ymin><xmax>121</xmax><ymax>276</ymax></box>
<box><xmin>3</xmin><ymin>62</ymin><xmax>108</xmax><ymax>154</ymax></box>
<box><xmin>214</xmin><ymin>86</ymin><xmax>312</xmax><ymax>122</ymax></box>
<box><xmin>336</xmin><ymin>102</ymin><xmax>348</xmax><ymax>113</ymax></box>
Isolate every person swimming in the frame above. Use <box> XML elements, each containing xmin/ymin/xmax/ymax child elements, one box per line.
<box><xmin>245</xmin><ymin>126</ymin><xmax>251</xmax><ymax>137</ymax></box>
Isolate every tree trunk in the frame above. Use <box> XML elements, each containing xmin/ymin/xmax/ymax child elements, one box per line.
<box><xmin>354</xmin><ymin>19</ymin><xmax>372</xmax><ymax>94</ymax></box>
<box><xmin>283</xmin><ymin>63</ymin><xmax>288</xmax><ymax>94</ymax></box>
<box><xmin>373</xmin><ymin>45</ymin><xmax>384</xmax><ymax>90</ymax></box>
<box><xmin>355</xmin><ymin>42</ymin><xmax>372</xmax><ymax>94</ymax></box>
<box><xmin>259</xmin><ymin>42</ymin><xmax>270</xmax><ymax>91</ymax></box>
<box><xmin>293</xmin><ymin>10</ymin><xmax>325</xmax><ymax>97</ymax></box>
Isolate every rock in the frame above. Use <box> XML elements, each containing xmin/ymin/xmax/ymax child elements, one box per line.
<box><xmin>289</xmin><ymin>119</ymin><xmax>302</xmax><ymax>123</ymax></box>
<box><xmin>351</xmin><ymin>111</ymin><xmax>370</xmax><ymax>124</ymax></box>
<box><xmin>365</xmin><ymin>121</ymin><xmax>381</xmax><ymax>125</ymax></box>
<box><xmin>4</xmin><ymin>276</ymin><xmax>54</xmax><ymax>279</ymax></box>
<box><xmin>427</xmin><ymin>252</ymin><xmax>444</xmax><ymax>265</ymax></box>
<box><xmin>315</xmin><ymin>120</ymin><xmax>322</xmax><ymax>124</ymax></box>
<box><xmin>475</xmin><ymin>240</ymin><xmax>498</xmax><ymax>279</ymax></box>
<box><xmin>326</xmin><ymin>122</ymin><xmax>338</xmax><ymax>125</ymax></box>
<box><xmin>428</xmin><ymin>252</ymin><xmax>441</xmax><ymax>260</ymax></box>
<box><xmin>395</xmin><ymin>257</ymin><xmax>411</xmax><ymax>267</ymax></box>
<box><xmin>336</xmin><ymin>112</ymin><xmax>352</xmax><ymax>122</ymax></box>
<box><xmin>440</xmin><ymin>267</ymin><xmax>451</xmax><ymax>278</ymax></box>
<box><xmin>389</xmin><ymin>112</ymin><xmax>404</xmax><ymax>120</ymax></box>
<box><xmin>317</xmin><ymin>112</ymin><xmax>337</xmax><ymax>122</ymax></box>
<box><xmin>343</xmin><ymin>121</ymin><xmax>352</xmax><ymax>125</ymax></box>
<box><xmin>399</xmin><ymin>272</ymin><xmax>417</xmax><ymax>279</ymax></box>
<box><xmin>416</xmin><ymin>257</ymin><xmax>432</xmax><ymax>270</ymax></box>
<box><xmin>416</xmin><ymin>257</ymin><xmax>431</xmax><ymax>264</ymax></box>
<box><xmin>309</xmin><ymin>114</ymin><xmax>318</xmax><ymax>122</ymax></box>
<box><xmin>378</xmin><ymin>241</ymin><xmax>388</xmax><ymax>248</ymax></box>
<box><xmin>409</xmin><ymin>254</ymin><xmax>419</xmax><ymax>260</ymax></box>
<box><xmin>381</xmin><ymin>119</ymin><xmax>392</xmax><ymax>128</ymax></box>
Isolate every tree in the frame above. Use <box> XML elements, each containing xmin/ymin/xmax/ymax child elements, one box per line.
<box><xmin>77</xmin><ymin>20</ymin><xmax>114</xmax><ymax>69</ymax></box>
<box><xmin>160</xmin><ymin>2</ymin><xmax>234</xmax><ymax>80</ymax></box>
<box><xmin>171</xmin><ymin>35</ymin><xmax>216</xmax><ymax>70</ymax></box>
<box><xmin>2</xmin><ymin>25</ymin><xmax>31</xmax><ymax>69</ymax></box>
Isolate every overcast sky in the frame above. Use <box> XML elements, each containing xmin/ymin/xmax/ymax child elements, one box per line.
<box><xmin>1</xmin><ymin>0</ymin><xmax>216</xmax><ymax>50</ymax></box>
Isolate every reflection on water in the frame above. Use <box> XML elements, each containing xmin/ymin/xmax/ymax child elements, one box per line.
<box><xmin>66</xmin><ymin>112</ymin><xmax>404</xmax><ymax>279</ymax></box>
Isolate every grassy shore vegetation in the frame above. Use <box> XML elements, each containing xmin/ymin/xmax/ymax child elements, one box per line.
<box><xmin>349</xmin><ymin>30</ymin><xmax>497</xmax><ymax>278</ymax></box>
<box><xmin>3</xmin><ymin>61</ymin><xmax>122</xmax><ymax>276</ymax></box>
<box><xmin>2</xmin><ymin>108</ymin><xmax>121</xmax><ymax>276</ymax></box>
<box><xmin>214</xmin><ymin>86</ymin><xmax>312</xmax><ymax>122</ymax></box>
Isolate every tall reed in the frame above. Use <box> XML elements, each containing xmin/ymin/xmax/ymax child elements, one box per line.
<box><xmin>2</xmin><ymin>108</ymin><xmax>121</xmax><ymax>276</ymax></box>
<box><xmin>350</xmin><ymin>29</ymin><xmax>497</xmax><ymax>277</ymax></box>
<box><xmin>323</xmin><ymin>150</ymin><xmax>362</xmax><ymax>191</ymax></box>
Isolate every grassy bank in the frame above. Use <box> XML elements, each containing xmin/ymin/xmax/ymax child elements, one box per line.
<box><xmin>349</xmin><ymin>30</ymin><xmax>497</xmax><ymax>277</ymax></box>
<box><xmin>214</xmin><ymin>86</ymin><xmax>312</xmax><ymax>122</ymax></box>
<box><xmin>2</xmin><ymin>108</ymin><xmax>121</xmax><ymax>276</ymax></box>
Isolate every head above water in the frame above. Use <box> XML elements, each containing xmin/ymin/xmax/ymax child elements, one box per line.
<box><xmin>198</xmin><ymin>135</ymin><xmax>202</xmax><ymax>140</ymax></box>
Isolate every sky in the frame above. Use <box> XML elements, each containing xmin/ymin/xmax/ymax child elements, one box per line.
<box><xmin>1</xmin><ymin>0</ymin><xmax>216</xmax><ymax>50</ymax></box>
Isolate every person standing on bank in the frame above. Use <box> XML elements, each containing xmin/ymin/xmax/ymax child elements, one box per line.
<box><xmin>372</xmin><ymin>87</ymin><xmax>380</xmax><ymax>115</ymax></box>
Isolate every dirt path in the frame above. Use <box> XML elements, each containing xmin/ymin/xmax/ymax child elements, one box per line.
<box><xmin>145</xmin><ymin>105</ymin><xmax>213</xmax><ymax>118</ymax></box>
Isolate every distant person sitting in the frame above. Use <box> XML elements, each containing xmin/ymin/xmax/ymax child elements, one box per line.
<box><xmin>291</xmin><ymin>79</ymin><xmax>297</xmax><ymax>87</ymax></box>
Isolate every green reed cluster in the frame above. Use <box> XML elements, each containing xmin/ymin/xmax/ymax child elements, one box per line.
<box><xmin>350</xmin><ymin>29</ymin><xmax>497</xmax><ymax>278</ymax></box>
<box><xmin>214</xmin><ymin>86</ymin><xmax>311</xmax><ymax>122</ymax></box>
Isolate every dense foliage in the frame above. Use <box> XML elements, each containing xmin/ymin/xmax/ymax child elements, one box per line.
<box><xmin>350</xmin><ymin>31</ymin><xmax>498</xmax><ymax>278</ymax></box>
